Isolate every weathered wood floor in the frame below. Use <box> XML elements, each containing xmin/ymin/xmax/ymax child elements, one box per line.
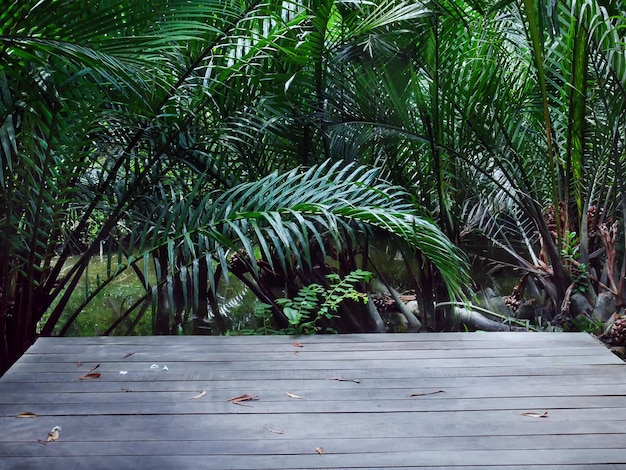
<box><xmin>1</xmin><ymin>332</ymin><xmax>626</xmax><ymax>469</ymax></box>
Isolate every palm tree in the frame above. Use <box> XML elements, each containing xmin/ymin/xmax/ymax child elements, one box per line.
<box><xmin>321</xmin><ymin>0</ymin><xmax>626</xmax><ymax>326</ymax></box>
<box><xmin>0</xmin><ymin>0</ymin><xmax>188</xmax><ymax>372</ymax></box>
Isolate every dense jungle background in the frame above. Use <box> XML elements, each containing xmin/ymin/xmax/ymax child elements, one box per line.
<box><xmin>1</xmin><ymin>0</ymin><xmax>625</xmax><ymax>376</ymax></box>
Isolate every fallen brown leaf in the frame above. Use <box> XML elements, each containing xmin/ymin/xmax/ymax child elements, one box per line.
<box><xmin>286</xmin><ymin>392</ymin><xmax>303</xmax><ymax>399</ymax></box>
<box><xmin>227</xmin><ymin>393</ymin><xmax>259</xmax><ymax>406</ymax></box>
<box><xmin>292</xmin><ymin>342</ymin><xmax>304</xmax><ymax>348</ymax></box>
<box><xmin>522</xmin><ymin>411</ymin><xmax>549</xmax><ymax>418</ymax></box>
<box><xmin>16</xmin><ymin>412</ymin><xmax>37</xmax><ymax>418</ymax></box>
<box><xmin>327</xmin><ymin>376</ymin><xmax>360</xmax><ymax>384</ymax></box>
<box><xmin>410</xmin><ymin>390</ymin><xmax>445</xmax><ymax>397</ymax></box>
<box><xmin>79</xmin><ymin>372</ymin><xmax>101</xmax><ymax>380</ymax></box>
<box><xmin>315</xmin><ymin>447</ymin><xmax>323</xmax><ymax>455</ymax></box>
<box><xmin>228</xmin><ymin>393</ymin><xmax>258</xmax><ymax>402</ymax></box>
<box><xmin>190</xmin><ymin>391</ymin><xmax>207</xmax><ymax>400</ymax></box>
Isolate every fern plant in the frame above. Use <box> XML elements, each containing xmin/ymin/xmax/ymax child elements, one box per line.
<box><xmin>245</xmin><ymin>269</ymin><xmax>372</xmax><ymax>335</ymax></box>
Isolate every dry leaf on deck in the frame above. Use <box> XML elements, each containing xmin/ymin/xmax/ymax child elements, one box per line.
<box><xmin>16</xmin><ymin>412</ymin><xmax>37</xmax><ymax>418</ymax></box>
<box><xmin>265</xmin><ymin>426</ymin><xmax>284</xmax><ymax>434</ymax></box>
<box><xmin>286</xmin><ymin>392</ymin><xmax>303</xmax><ymax>399</ymax></box>
<box><xmin>521</xmin><ymin>411</ymin><xmax>549</xmax><ymax>418</ymax></box>
<box><xmin>190</xmin><ymin>391</ymin><xmax>207</xmax><ymax>400</ymax></box>
<box><xmin>79</xmin><ymin>372</ymin><xmax>101</xmax><ymax>380</ymax></box>
<box><xmin>227</xmin><ymin>393</ymin><xmax>259</xmax><ymax>406</ymax></box>
<box><xmin>315</xmin><ymin>447</ymin><xmax>323</xmax><ymax>455</ymax></box>
<box><xmin>410</xmin><ymin>390</ymin><xmax>445</xmax><ymax>397</ymax></box>
<box><xmin>292</xmin><ymin>342</ymin><xmax>304</xmax><ymax>348</ymax></box>
<box><xmin>227</xmin><ymin>393</ymin><xmax>258</xmax><ymax>402</ymax></box>
<box><xmin>327</xmin><ymin>377</ymin><xmax>360</xmax><ymax>384</ymax></box>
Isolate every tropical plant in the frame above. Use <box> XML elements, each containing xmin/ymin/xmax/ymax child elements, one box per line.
<box><xmin>316</xmin><ymin>0</ymin><xmax>626</xmax><ymax>327</ymax></box>
<box><xmin>94</xmin><ymin>161</ymin><xmax>470</xmax><ymax>336</ymax></box>
<box><xmin>0</xmin><ymin>0</ymin><xmax>472</xmax><ymax>376</ymax></box>
<box><xmin>244</xmin><ymin>269</ymin><xmax>372</xmax><ymax>335</ymax></box>
<box><xmin>0</xmin><ymin>0</ymin><xmax>204</xmax><ymax>373</ymax></box>
<box><xmin>0</xmin><ymin>0</ymin><xmax>309</xmax><ymax>372</ymax></box>
<box><xmin>469</xmin><ymin>0</ymin><xmax>626</xmax><ymax>324</ymax></box>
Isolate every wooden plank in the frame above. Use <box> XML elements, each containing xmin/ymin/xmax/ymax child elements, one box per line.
<box><xmin>24</xmin><ymin>331</ymin><xmax>601</xmax><ymax>346</ymax></box>
<box><xmin>21</xmin><ymin>333</ymin><xmax>607</xmax><ymax>357</ymax></box>
<box><xmin>4</xmin><ymin>381</ymin><xmax>626</xmax><ymax>404</ymax></box>
<box><xmin>3</xmin><ymin>411</ymin><xmax>626</xmax><ymax>441</ymax></box>
<box><xmin>3</xmin><ymin>354</ymin><xmax>622</xmax><ymax>377</ymax></box>
<box><xmin>0</xmin><ymin>460</ymin><xmax>624</xmax><ymax>470</ymax></box>
<box><xmin>21</xmin><ymin>343</ymin><xmax>607</xmax><ymax>359</ymax></box>
<box><xmin>15</xmin><ymin>346</ymin><xmax>616</xmax><ymax>365</ymax></box>
<box><xmin>4</xmin><ymin>398</ymin><xmax>626</xmax><ymax>416</ymax></box>
<box><xmin>1</xmin><ymin>449</ymin><xmax>626</xmax><ymax>469</ymax></box>
<box><xmin>2</xmin><ymin>378</ymin><xmax>626</xmax><ymax>400</ymax></box>
<box><xmin>3</xmin><ymin>363</ymin><xmax>625</xmax><ymax>383</ymax></box>
<box><xmin>3</xmin><ymin>370</ymin><xmax>625</xmax><ymax>393</ymax></box>
<box><xmin>22</xmin><ymin>334</ymin><xmax>606</xmax><ymax>351</ymax></box>
<box><xmin>3</xmin><ymin>434</ymin><xmax>626</xmax><ymax>456</ymax></box>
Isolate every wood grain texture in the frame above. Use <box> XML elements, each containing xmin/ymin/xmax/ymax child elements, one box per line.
<box><xmin>1</xmin><ymin>332</ymin><xmax>625</xmax><ymax>468</ymax></box>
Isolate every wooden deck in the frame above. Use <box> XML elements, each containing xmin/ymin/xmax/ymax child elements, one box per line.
<box><xmin>1</xmin><ymin>332</ymin><xmax>626</xmax><ymax>469</ymax></box>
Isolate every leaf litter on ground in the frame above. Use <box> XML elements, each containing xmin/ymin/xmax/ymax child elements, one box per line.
<box><xmin>79</xmin><ymin>372</ymin><xmax>101</xmax><ymax>380</ymax></box>
<box><xmin>327</xmin><ymin>376</ymin><xmax>360</xmax><ymax>384</ymax></box>
<box><xmin>521</xmin><ymin>411</ymin><xmax>549</xmax><ymax>418</ymax></box>
<box><xmin>265</xmin><ymin>426</ymin><xmax>284</xmax><ymax>434</ymax></box>
<box><xmin>409</xmin><ymin>390</ymin><xmax>445</xmax><ymax>397</ymax></box>
<box><xmin>227</xmin><ymin>393</ymin><xmax>259</xmax><ymax>406</ymax></box>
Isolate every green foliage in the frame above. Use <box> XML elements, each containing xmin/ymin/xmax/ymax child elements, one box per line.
<box><xmin>570</xmin><ymin>313</ymin><xmax>603</xmax><ymax>335</ymax></box>
<box><xmin>560</xmin><ymin>231</ymin><xmax>588</xmax><ymax>293</ymax></box>
<box><xmin>332</xmin><ymin>0</ymin><xmax>625</xmax><ymax>324</ymax></box>
<box><xmin>242</xmin><ymin>270</ymin><xmax>372</xmax><ymax>335</ymax></box>
<box><xmin>42</xmin><ymin>258</ymin><xmax>153</xmax><ymax>337</ymax></box>
<box><xmin>1</xmin><ymin>0</ymin><xmax>472</xmax><ymax>374</ymax></box>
